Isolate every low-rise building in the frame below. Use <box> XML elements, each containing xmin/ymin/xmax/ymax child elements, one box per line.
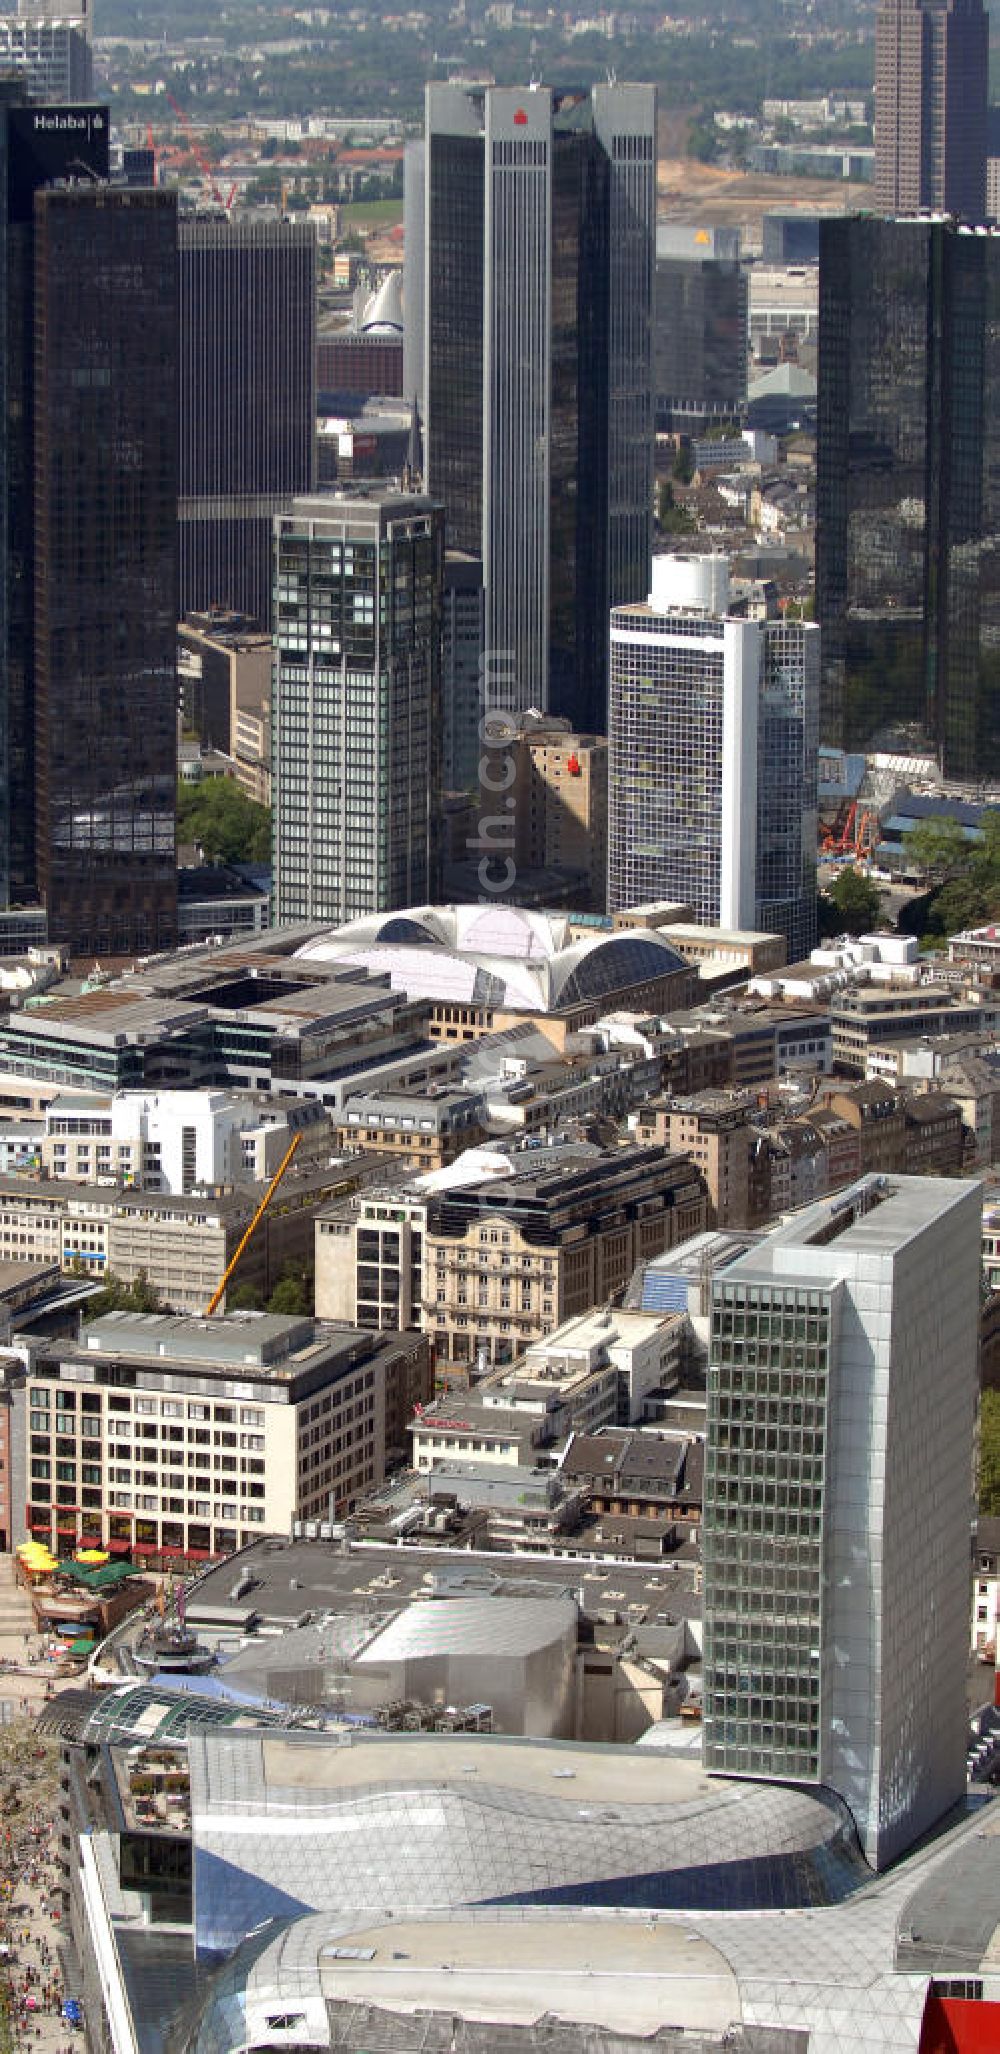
<box><xmin>560</xmin><ymin>1425</ymin><xmax>703</xmax><ymax>1526</ymax></box>
<box><xmin>418</xmin><ymin>1462</ymin><xmax>586</xmax><ymax>1552</ymax></box>
<box><xmin>38</xmin><ymin>1089</ymin><xmax>330</xmax><ymax>1194</ymax></box>
<box><xmin>949</xmin><ymin>923</ymin><xmax>1000</xmax><ymax>984</ymax></box>
<box><xmin>813</xmin><ymin>1081</ymin><xmax>907</xmax><ymax>1174</ymax></box>
<box><xmin>0</xmin><ymin>946</ymin><xmax>430</xmax><ymax>1097</ymax></box>
<box><xmin>318</xmin><ymin>1144</ymin><xmax>708</xmax><ymax>1368</ymax></box>
<box><xmin>659</xmin><ymin>924</ymin><xmax>787</xmax><ymax>979</ymax></box>
<box><xmin>972</xmin><ymin>1515</ymin><xmax>1000</xmax><ymax>1659</ymax></box>
<box><xmin>176</xmin><ymin>864</ymin><xmax>271</xmax><ymax>947</ymax></box>
<box><xmin>866</xmin><ymin>1037</ymin><xmax>1000</xmax><ymax>1166</ymax></box>
<box><xmin>0</xmin><ymin>1156</ymin><xmax>380</xmax><ymax>1313</ymax></box>
<box><xmin>408</xmin><ymin>1306</ymin><xmax>689</xmax><ymax>1470</ymax></box>
<box><xmin>23</xmin><ymin>1311</ymin><xmax>430</xmax><ymax>1565</ymax></box>
<box><xmin>332</xmin><ymin>1088</ymin><xmax>487</xmax><ymax>1171</ymax></box>
<box><xmin>831</xmin><ymin>983</ymin><xmax>998</xmax><ymax>1075</ymax></box>
<box><xmin>465</xmin><ymin>1305</ymin><xmax>686</xmax><ymax>1438</ymax></box>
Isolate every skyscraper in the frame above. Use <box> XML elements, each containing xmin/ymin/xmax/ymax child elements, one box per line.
<box><xmin>441</xmin><ymin>551</ymin><xmax>484</xmax><ymax>796</ymax></box>
<box><xmin>608</xmin><ymin>555</ymin><xmax>818</xmax><ymax>960</ymax></box>
<box><xmin>0</xmin><ymin>95</ymin><xmax>176</xmax><ymax>960</ymax></box>
<box><xmin>874</xmin><ymin>0</ymin><xmax>987</xmax><ymax>220</ymax></box>
<box><xmin>654</xmin><ymin>226</ymin><xmax>747</xmax><ymax>434</ymax></box>
<box><xmin>423</xmin><ymin>81</ymin><xmax>656</xmax><ymax>732</ymax></box>
<box><xmin>272</xmin><ymin>493</ymin><xmax>444</xmax><ymax>927</ymax></box>
<box><xmin>33</xmin><ymin>184</ymin><xmax>179</xmax><ymax>958</ymax></box>
<box><xmin>179</xmin><ymin>217</ymin><xmax>316</xmax><ymax>629</ymax></box>
<box><xmin>0</xmin><ymin>16</ymin><xmax>92</xmax><ymax>101</ymax></box>
<box><xmin>817</xmin><ymin>213</ymin><xmax>1000</xmax><ymax>779</ymax></box>
<box><xmin>702</xmin><ymin>1174</ymin><xmax>981</xmax><ymax>1869</ymax></box>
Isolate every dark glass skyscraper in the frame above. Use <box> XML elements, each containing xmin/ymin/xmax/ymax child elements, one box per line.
<box><xmin>654</xmin><ymin>234</ymin><xmax>747</xmax><ymax>433</ymax></box>
<box><xmin>817</xmin><ymin>214</ymin><xmax>1000</xmax><ymax>781</ymax></box>
<box><xmin>0</xmin><ymin>98</ymin><xmax>177</xmax><ymax>960</ymax></box>
<box><xmin>33</xmin><ymin>185</ymin><xmax>178</xmax><ymax>957</ymax></box>
<box><xmin>0</xmin><ymin>97</ymin><xmax>111</xmax><ymax>917</ymax></box>
<box><xmin>179</xmin><ymin>217</ymin><xmax>316</xmax><ymax>630</ymax></box>
<box><xmin>423</xmin><ymin>82</ymin><xmax>655</xmax><ymax>733</ymax></box>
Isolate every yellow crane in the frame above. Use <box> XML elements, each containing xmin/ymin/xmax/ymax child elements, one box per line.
<box><xmin>204</xmin><ymin>1131</ymin><xmax>302</xmax><ymax>1316</ymax></box>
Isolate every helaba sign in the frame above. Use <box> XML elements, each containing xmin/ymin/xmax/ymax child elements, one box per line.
<box><xmin>6</xmin><ymin>102</ymin><xmax>110</xmax><ymax>221</ymax></box>
<box><xmin>31</xmin><ymin>108</ymin><xmax>105</xmax><ymax>138</ymax></box>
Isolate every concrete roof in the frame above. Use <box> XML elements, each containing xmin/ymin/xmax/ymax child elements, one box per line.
<box><xmin>180</xmin><ymin>1536</ymin><xmax>704</xmax><ymax>1636</ymax></box>
<box><xmin>723</xmin><ymin>1173</ymin><xmax>981</xmax><ymax>1283</ymax></box>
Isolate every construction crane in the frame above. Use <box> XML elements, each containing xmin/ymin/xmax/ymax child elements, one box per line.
<box><xmin>819</xmin><ymin>799</ymin><xmax>880</xmax><ymax>866</ymax></box>
<box><xmin>203</xmin><ymin>1131</ymin><xmax>302</xmax><ymax>1316</ymax></box>
<box><xmin>164</xmin><ymin>91</ymin><xmax>229</xmax><ymax>208</ymax></box>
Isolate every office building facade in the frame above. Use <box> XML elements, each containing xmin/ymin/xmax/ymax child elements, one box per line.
<box><xmin>609</xmin><ymin>555</ymin><xmax>818</xmax><ymax>959</ymax></box>
<box><xmin>817</xmin><ymin>214</ymin><xmax>1000</xmax><ymax>779</ymax></box>
<box><xmin>23</xmin><ymin>1312</ymin><xmax>431</xmax><ymax>1563</ymax></box>
<box><xmin>874</xmin><ymin>0</ymin><xmax>987</xmax><ymax>219</ymax></box>
<box><xmin>423</xmin><ymin>81</ymin><xmax>655</xmax><ymax>732</ymax></box>
<box><xmin>179</xmin><ymin>217</ymin><xmax>316</xmax><ymax>629</ymax></box>
<box><xmin>0</xmin><ymin>17</ymin><xmax>91</xmax><ymax>100</ymax></box>
<box><xmin>317</xmin><ymin>1145</ymin><xmax>709</xmax><ymax>1368</ymax></box>
<box><xmin>654</xmin><ymin>231</ymin><xmax>747</xmax><ymax>433</ymax></box>
<box><xmin>441</xmin><ymin>550</ymin><xmax>484</xmax><ymax>795</ymax></box>
<box><xmin>33</xmin><ymin>185</ymin><xmax>178</xmax><ymax>959</ymax></box>
<box><xmin>0</xmin><ymin>97</ymin><xmax>176</xmax><ymax>960</ymax></box>
<box><xmin>702</xmin><ymin>1174</ymin><xmax>981</xmax><ymax>1869</ymax></box>
<box><xmin>272</xmin><ymin>493</ymin><xmax>444</xmax><ymax>927</ymax></box>
<box><xmin>0</xmin><ymin>95</ymin><xmax>110</xmax><ymax>925</ymax></box>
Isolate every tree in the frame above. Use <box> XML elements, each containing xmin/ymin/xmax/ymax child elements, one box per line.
<box><xmin>656</xmin><ymin>479</ymin><xmax>696</xmax><ymax>536</ymax></box>
<box><xmin>671</xmin><ymin>443</ymin><xmax>694</xmax><ymax>485</ymax></box>
<box><xmin>980</xmin><ymin>1389</ymin><xmax>1000</xmax><ymax>1515</ymax></box>
<box><xmin>686</xmin><ymin>117</ymin><xmax>718</xmax><ymax>163</ymax></box>
<box><xmin>226</xmin><ymin>1280</ymin><xmax>265</xmax><ymax>1311</ymax></box>
<box><xmin>822</xmin><ymin>867</ymin><xmax>882</xmax><ymax>936</ymax></box>
<box><xmin>903</xmin><ymin>814</ymin><xmax>974</xmax><ymax>885</ymax></box>
<box><xmin>976</xmin><ymin>808</ymin><xmax>1000</xmax><ymax>870</ymax></box>
<box><xmin>267</xmin><ymin>1265</ymin><xmax>313</xmax><ymax>1316</ymax></box>
<box><xmin>923</xmin><ymin>874</ymin><xmax>996</xmax><ymax>939</ymax></box>
<box><xmin>176</xmin><ymin>777</ymin><xmax>271</xmax><ymax>865</ymax></box>
<box><xmin>83</xmin><ymin>1270</ymin><xmax>163</xmax><ymax>1321</ymax></box>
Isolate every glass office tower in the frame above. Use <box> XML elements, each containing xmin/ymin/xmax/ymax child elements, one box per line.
<box><xmin>0</xmin><ymin>95</ymin><xmax>110</xmax><ymax>920</ymax></box>
<box><xmin>424</xmin><ymin>81</ymin><xmax>655</xmax><ymax>733</ymax></box>
<box><xmin>33</xmin><ymin>184</ymin><xmax>178</xmax><ymax>957</ymax></box>
<box><xmin>817</xmin><ymin>213</ymin><xmax>1000</xmax><ymax>780</ymax></box>
<box><xmin>654</xmin><ymin>232</ymin><xmax>747</xmax><ymax>434</ymax></box>
<box><xmin>179</xmin><ymin>217</ymin><xmax>316</xmax><ymax>630</ymax></box>
<box><xmin>0</xmin><ymin>97</ymin><xmax>176</xmax><ymax>959</ymax></box>
<box><xmin>272</xmin><ymin>493</ymin><xmax>444</xmax><ymax>927</ymax></box>
<box><xmin>703</xmin><ymin>1175</ymin><xmax>981</xmax><ymax>1869</ymax></box>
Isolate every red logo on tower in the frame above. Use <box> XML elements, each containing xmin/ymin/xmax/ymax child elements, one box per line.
<box><xmin>514</xmin><ymin>107</ymin><xmax>528</xmax><ymax>125</ymax></box>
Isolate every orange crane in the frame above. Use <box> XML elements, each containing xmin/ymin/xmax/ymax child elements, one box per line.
<box><xmin>820</xmin><ymin>800</ymin><xmax>880</xmax><ymax>867</ymax></box>
<box><xmin>204</xmin><ymin>1132</ymin><xmax>302</xmax><ymax>1316</ymax></box>
<box><xmin>164</xmin><ymin>91</ymin><xmax>228</xmax><ymax>208</ymax></box>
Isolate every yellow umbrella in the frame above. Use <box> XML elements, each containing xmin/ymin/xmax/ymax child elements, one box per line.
<box><xmin>75</xmin><ymin>1549</ymin><xmax>109</xmax><ymax>1565</ymax></box>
